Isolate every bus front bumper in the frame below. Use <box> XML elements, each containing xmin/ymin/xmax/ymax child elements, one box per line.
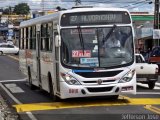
<box><xmin>59</xmin><ymin>80</ymin><xmax>136</xmax><ymax>99</ymax></box>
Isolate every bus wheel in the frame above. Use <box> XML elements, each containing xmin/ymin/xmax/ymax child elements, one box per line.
<box><xmin>0</xmin><ymin>51</ymin><xmax>3</xmax><ymax>55</ymax></box>
<box><xmin>28</xmin><ymin>67</ymin><xmax>35</xmax><ymax>90</ymax></box>
<box><xmin>148</xmin><ymin>82</ymin><xmax>155</xmax><ymax>89</ymax></box>
<box><xmin>48</xmin><ymin>73</ymin><xmax>59</xmax><ymax>101</ymax></box>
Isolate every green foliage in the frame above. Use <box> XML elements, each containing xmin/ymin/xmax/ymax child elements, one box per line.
<box><xmin>3</xmin><ymin>8</ymin><xmax>10</xmax><ymax>14</ymax></box>
<box><xmin>13</xmin><ymin>3</ymin><xmax>30</xmax><ymax>15</ymax></box>
<box><xmin>3</xmin><ymin>6</ymin><xmax>12</xmax><ymax>14</ymax></box>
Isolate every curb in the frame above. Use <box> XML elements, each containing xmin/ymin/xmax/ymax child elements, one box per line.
<box><xmin>0</xmin><ymin>93</ymin><xmax>20</xmax><ymax>120</ymax></box>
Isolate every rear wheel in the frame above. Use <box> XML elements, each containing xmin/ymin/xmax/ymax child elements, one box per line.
<box><xmin>48</xmin><ymin>73</ymin><xmax>59</xmax><ymax>101</ymax></box>
<box><xmin>148</xmin><ymin>82</ymin><xmax>155</xmax><ymax>89</ymax></box>
<box><xmin>0</xmin><ymin>51</ymin><xmax>3</xmax><ymax>55</ymax></box>
<box><xmin>28</xmin><ymin>67</ymin><xmax>36</xmax><ymax>90</ymax></box>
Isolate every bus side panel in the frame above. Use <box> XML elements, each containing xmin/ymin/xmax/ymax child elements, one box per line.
<box><xmin>26</xmin><ymin>50</ymin><xmax>38</xmax><ymax>86</ymax></box>
<box><xmin>40</xmin><ymin>52</ymin><xmax>54</xmax><ymax>92</ymax></box>
<box><xmin>19</xmin><ymin>49</ymin><xmax>28</xmax><ymax>78</ymax></box>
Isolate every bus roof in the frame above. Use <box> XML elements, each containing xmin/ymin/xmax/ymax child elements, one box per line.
<box><xmin>20</xmin><ymin>12</ymin><xmax>60</xmax><ymax>28</ymax></box>
<box><xmin>20</xmin><ymin>7</ymin><xmax>130</xmax><ymax>28</ymax></box>
<box><xmin>64</xmin><ymin>7</ymin><xmax>130</xmax><ymax>13</ymax></box>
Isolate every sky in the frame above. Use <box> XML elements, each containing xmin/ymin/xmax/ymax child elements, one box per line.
<box><xmin>0</xmin><ymin>0</ymin><xmax>155</xmax><ymax>13</ymax></box>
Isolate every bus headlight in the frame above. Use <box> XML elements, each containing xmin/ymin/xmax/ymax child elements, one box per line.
<box><xmin>61</xmin><ymin>73</ymin><xmax>81</xmax><ymax>85</ymax></box>
<box><xmin>119</xmin><ymin>69</ymin><xmax>135</xmax><ymax>83</ymax></box>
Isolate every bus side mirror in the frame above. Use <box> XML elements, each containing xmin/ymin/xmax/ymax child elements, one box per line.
<box><xmin>55</xmin><ymin>35</ymin><xmax>61</xmax><ymax>47</ymax></box>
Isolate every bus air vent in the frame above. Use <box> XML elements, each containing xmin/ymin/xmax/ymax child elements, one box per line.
<box><xmin>87</xmin><ymin>87</ymin><xmax>113</xmax><ymax>92</ymax></box>
<box><xmin>83</xmin><ymin>80</ymin><xmax>115</xmax><ymax>83</ymax></box>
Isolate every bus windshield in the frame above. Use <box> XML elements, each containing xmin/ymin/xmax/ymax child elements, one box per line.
<box><xmin>61</xmin><ymin>26</ymin><xmax>133</xmax><ymax>68</ymax></box>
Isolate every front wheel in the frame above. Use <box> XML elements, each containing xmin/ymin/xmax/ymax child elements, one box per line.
<box><xmin>148</xmin><ymin>82</ymin><xmax>155</xmax><ymax>89</ymax></box>
<box><xmin>28</xmin><ymin>67</ymin><xmax>36</xmax><ymax>90</ymax></box>
<box><xmin>48</xmin><ymin>74</ymin><xmax>60</xmax><ymax>101</ymax></box>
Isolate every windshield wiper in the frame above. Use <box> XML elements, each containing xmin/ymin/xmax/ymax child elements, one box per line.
<box><xmin>77</xmin><ymin>26</ymin><xmax>85</xmax><ymax>54</ymax></box>
<box><xmin>102</xmin><ymin>24</ymin><xmax>117</xmax><ymax>44</ymax></box>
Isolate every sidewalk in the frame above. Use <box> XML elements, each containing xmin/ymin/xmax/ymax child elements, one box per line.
<box><xmin>0</xmin><ymin>94</ymin><xmax>19</xmax><ymax>120</ymax></box>
<box><xmin>0</xmin><ymin>54</ymin><xmax>21</xmax><ymax>120</ymax></box>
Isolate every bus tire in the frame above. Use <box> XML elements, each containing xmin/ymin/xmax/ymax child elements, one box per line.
<box><xmin>0</xmin><ymin>51</ymin><xmax>3</xmax><ymax>55</ymax></box>
<box><xmin>48</xmin><ymin>73</ymin><xmax>59</xmax><ymax>101</ymax></box>
<box><xmin>148</xmin><ymin>82</ymin><xmax>155</xmax><ymax>89</ymax></box>
<box><xmin>28</xmin><ymin>67</ymin><xmax>35</xmax><ymax>90</ymax></box>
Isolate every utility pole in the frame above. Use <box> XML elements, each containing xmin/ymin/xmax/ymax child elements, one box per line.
<box><xmin>75</xmin><ymin>0</ymin><xmax>81</xmax><ymax>6</ymax></box>
<box><xmin>41</xmin><ymin>0</ymin><xmax>45</xmax><ymax>15</ymax></box>
<box><xmin>154</xmin><ymin>0</ymin><xmax>159</xmax><ymax>46</ymax></box>
<box><xmin>154</xmin><ymin>0</ymin><xmax>159</xmax><ymax>29</ymax></box>
<box><xmin>0</xmin><ymin>10</ymin><xmax>2</xmax><ymax>24</ymax></box>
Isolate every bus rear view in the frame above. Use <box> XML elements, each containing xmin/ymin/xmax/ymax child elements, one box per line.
<box><xmin>58</xmin><ymin>8</ymin><xmax>136</xmax><ymax>99</ymax></box>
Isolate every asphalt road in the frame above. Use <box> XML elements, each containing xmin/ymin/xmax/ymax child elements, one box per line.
<box><xmin>0</xmin><ymin>55</ymin><xmax>24</xmax><ymax>80</ymax></box>
<box><xmin>0</xmin><ymin>55</ymin><xmax>160</xmax><ymax>120</ymax></box>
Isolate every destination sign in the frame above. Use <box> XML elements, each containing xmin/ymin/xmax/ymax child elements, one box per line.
<box><xmin>61</xmin><ymin>11</ymin><xmax>131</xmax><ymax>26</ymax></box>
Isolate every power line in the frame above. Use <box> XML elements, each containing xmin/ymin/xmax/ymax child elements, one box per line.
<box><xmin>126</xmin><ymin>2</ymin><xmax>152</xmax><ymax>9</ymax></box>
<box><xmin>0</xmin><ymin>0</ymin><xmax>153</xmax><ymax>11</ymax></box>
<box><xmin>122</xmin><ymin>1</ymin><xmax>152</xmax><ymax>9</ymax></box>
<box><xmin>121</xmin><ymin>0</ymin><xmax>147</xmax><ymax>8</ymax></box>
<box><xmin>0</xmin><ymin>0</ymin><xmax>145</xmax><ymax>3</ymax></box>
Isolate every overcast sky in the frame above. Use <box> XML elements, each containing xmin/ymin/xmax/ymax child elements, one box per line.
<box><xmin>0</xmin><ymin>0</ymin><xmax>154</xmax><ymax>13</ymax></box>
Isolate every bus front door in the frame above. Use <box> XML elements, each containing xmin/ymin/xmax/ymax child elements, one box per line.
<box><xmin>36</xmin><ymin>30</ymin><xmax>42</xmax><ymax>88</ymax></box>
<box><xmin>54</xmin><ymin>31</ymin><xmax>60</xmax><ymax>93</ymax></box>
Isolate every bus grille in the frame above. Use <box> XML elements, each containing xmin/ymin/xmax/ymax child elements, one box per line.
<box><xmin>83</xmin><ymin>80</ymin><xmax>116</xmax><ymax>83</ymax></box>
<box><xmin>75</xmin><ymin>70</ymin><xmax>122</xmax><ymax>78</ymax></box>
<box><xmin>87</xmin><ymin>87</ymin><xmax>113</xmax><ymax>92</ymax></box>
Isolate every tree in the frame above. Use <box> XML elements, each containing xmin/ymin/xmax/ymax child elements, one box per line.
<box><xmin>3</xmin><ymin>6</ymin><xmax>12</xmax><ymax>15</ymax></box>
<box><xmin>13</xmin><ymin>3</ymin><xmax>30</xmax><ymax>15</ymax></box>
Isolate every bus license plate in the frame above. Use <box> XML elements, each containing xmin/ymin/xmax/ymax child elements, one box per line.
<box><xmin>137</xmin><ymin>78</ymin><xmax>147</xmax><ymax>82</ymax></box>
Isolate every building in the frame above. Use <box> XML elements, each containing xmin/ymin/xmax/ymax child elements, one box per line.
<box><xmin>31</xmin><ymin>10</ymin><xmax>57</xmax><ymax>18</ymax></box>
<box><xmin>0</xmin><ymin>14</ymin><xmax>30</xmax><ymax>44</ymax></box>
<box><xmin>131</xmin><ymin>12</ymin><xmax>154</xmax><ymax>53</ymax></box>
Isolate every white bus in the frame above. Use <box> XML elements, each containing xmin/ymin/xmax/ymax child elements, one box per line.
<box><xmin>19</xmin><ymin>7</ymin><xmax>136</xmax><ymax>100</ymax></box>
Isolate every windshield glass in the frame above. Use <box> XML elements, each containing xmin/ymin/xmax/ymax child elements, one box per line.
<box><xmin>61</xmin><ymin>26</ymin><xmax>134</xmax><ymax>68</ymax></box>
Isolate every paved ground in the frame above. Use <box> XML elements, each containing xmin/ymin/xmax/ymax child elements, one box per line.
<box><xmin>0</xmin><ymin>94</ymin><xmax>19</xmax><ymax>120</ymax></box>
<box><xmin>0</xmin><ymin>54</ymin><xmax>21</xmax><ymax>120</ymax></box>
